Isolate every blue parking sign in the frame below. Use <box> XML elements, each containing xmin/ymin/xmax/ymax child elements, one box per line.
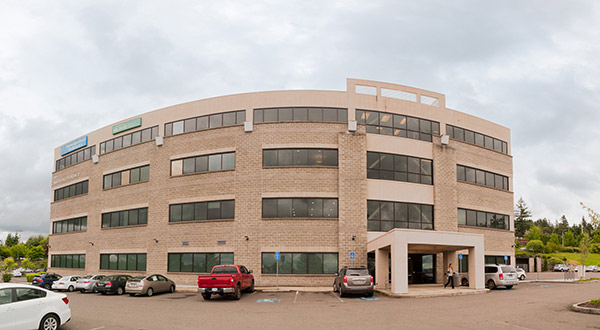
<box><xmin>459</xmin><ymin>253</ymin><xmax>463</xmax><ymax>260</ymax></box>
<box><xmin>350</xmin><ymin>252</ymin><xmax>355</xmax><ymax>259</ymax></box>
<box><xmin>275</xmin><ymin>252</ymin><xmax>280</xmax><ymax>260</ymax></box>
<box><xmin>504</xmin><ymin>255</ymin><xmax>508</xmax><ymax>261</ymax></box>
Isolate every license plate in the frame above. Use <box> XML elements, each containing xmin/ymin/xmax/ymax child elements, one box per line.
<box><xmin>354</xmin><ymin>281</ymin><xmax>365</xmax><ymax>284</ymax></box>
<box><xmin>212</xmin><ymin>288</ymin><xmax>218</xmax><ymax>292</ymax></box>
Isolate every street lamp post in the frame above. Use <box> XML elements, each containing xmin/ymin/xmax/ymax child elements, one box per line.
<box><xmin>15</xmin><ymin>230</ymin><xmax>23</xmax><ymax>262</ymax></box>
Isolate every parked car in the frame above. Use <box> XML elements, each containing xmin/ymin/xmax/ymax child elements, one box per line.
<box><xmin>485</xmin><ymin>264</ymin><xmax>518</xmax><ymax>289</ymax></box>
<box><xmin>10</xmin><ymin>269</ymin><xmax>22</xmax><ymax>277</ymax></box>
<box><xmin>75</xmin><ymin>274</ymin><xmax>106</xmax><ymax>293</ymax></box>
<box><xmin>126</xmin><ymin>274</ymin><xmax>176</xmax><ymax>297</ymax></box>
<box><xmin>52</xmin><ymin>276</ymin><xmax>81</xmax><ymax>292</ymax></box>
<box><xmin>553</xmin><ymin>264</ymin><xmax>569</xmax><ymax>272</ymax></box>
<box><xmin>516</xmin><ymin>267</ymin><xmax>527</xmax><ymax>280</ymax></box>
<box><xmin>96</xmin><ymin>275</ymin><xmax>133</xmax><ymax>295</ymax></box>
<box><xmin>584</xmin><ymin>265</ymin><xmax>599</xmax><ymax>273</ymax></box>
<box><xmin>333</xmin><ymin>267</ymin><xmax>374</xmax><ymax>297</ymax></box>
<box><xmin>0</xmin><ymin>283</ymin><xmax>71</xmax><ymax>330</ymax></box>
<box><xmin>197</xmin><ymin>265</ymin><xmax>254</xmax><ymax>300</ymax></box>
<box><xmin>31</xmin><ymin>273</ymin><xmax>62</xmax><ymax>290</ymax></box>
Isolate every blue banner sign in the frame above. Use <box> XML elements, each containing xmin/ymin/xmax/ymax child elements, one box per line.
<box><xmin>60</xmin><ymin>136</ymin><xmax>88</xmax><ymax>156</ymax></box>
<box><xmin>112</xmin><ymin>117</ymin><xmax>142</xmax><ymax>135</ymax></box>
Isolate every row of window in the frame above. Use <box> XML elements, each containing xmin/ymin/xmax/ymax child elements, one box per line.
<box><xmin>456</xmin><ymin>165</ymin><xmax>509</xmax><ymax>191</ymax></box>
<box><xmin>103</xmin><ymin>165</ymin><xmax>150</xmax><ymax>189</ymax></box>
<box><xmin>56</xmin><ymin>145</ymin><xmax>96</xmax><ymax>171</ymax></box>
<box><xmin>263</xmin><ymin>149</ymin><xmax>338</xmax><ymax>167</ymax></box>
<box><xmin>367</xmin><ymin>200</ymin><xmax>433</xmax><ymax>231</ymax></box>
<box><xmin>100</xmin><ymin>253</ymin><xmax>147</xmax><ymax>271</ymax></box>
<box><xmin>458</xmin><ymin>208</ymin><xmax>509</xmax><ymax>230</ymax></box>
<box><xmin>367</xmin><ymin>151</ymin><xmax>432</xmax><ymax>185</ymax></box>
<box><xmin>261</xmin><ymin>252</ymin><xmax>338</xmax><ymax>274</ymax></box>
<box><xmin>101</xmin><ymin>208</ymin><xmax>149</xmax><ymax>228</ymax></box>
<box><xmin>171</xmin><ymin>152</ymin><xmax>235</xmax><ymax>176</ymax></box>
<box><xmin>54</xmin><ymin>180</ymin><xmax>89</xmax><ymax>202</ymax></box>
<box><xmin>165</xmin><ymin>110</ymin><xmax>245</xmax><ymax>137</ymax></box>
<box><xmin>52</xmin><ymin>217</ymin><xmax>87</xmax><ymax>234</ymax></box>
<box><xmin>99</xmin><ymin>126</ymin><xmax>159</xmax><ymax>155</ymax></box>
<box><xmin>262</xmin><ymin>198</ymin><xmax>338</xmax><ymax>218</ymax></box>
<box><xmin>50</xmin><ymin>254</ymin><xmax>86</xmax><ymax>269</ymax></box>
<box><xmin>254</xmin><ymin>107</ymin><xmax>347</xmax><ymax>124</ymax></box>
<box><xmin>446</xmin><ymin>124</ymin><xmax>508</xmax><ymax>154</ymax></box>
<box><xmin>168</xmin><ymin>253</ymin><xmax>234</xmax><ymax>273</ymax></box>
<box><xmin>356</xmin><ymin>109</ymin><xmax>440</xmax><ymax>142</ymax></box>
<box><xmin>169</xmin><ymin>200</ymin><xmax>235</xmax><ymax>222</ymax></box>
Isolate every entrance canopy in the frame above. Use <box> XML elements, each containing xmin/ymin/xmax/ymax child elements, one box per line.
<box><xmin>367</xmin><ymin>229</ymin><xmax>485</xmax><ymax>294</ymax></box>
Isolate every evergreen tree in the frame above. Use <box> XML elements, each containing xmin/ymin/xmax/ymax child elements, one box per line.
<box><xmin>4</xmin><ymin>233</ymin><xmax>19</xmax><ymax>247</ymax></box>
<box><xmin>514</xmin><ymin>197</ymin><xmax>533</xmax><ymax>237</ymax></box>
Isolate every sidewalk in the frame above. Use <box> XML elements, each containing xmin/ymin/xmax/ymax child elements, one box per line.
<box><xmin>376</xmin><ymin>284</ymin><xmax>488</xmax><ymax>298</ymax></box>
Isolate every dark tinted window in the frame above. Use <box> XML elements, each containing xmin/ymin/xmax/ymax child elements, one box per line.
<box><xmin>15</xmin><ymin>288</ymin><xmax>46</xmax><ymax>301</ymax></box>
<box><xmin>263</xmin><ymin>149</ymin><xmax>338</xmax><ymax>167</ymax></box>
<box><xmin>447</xmin><ymin>124</ymin><xmax>508</xmax><ymax>155</ymax></box>
<box><xmin>169</xmin><ymin>200</ymin><xmax>234</xmax><ymax>222</ymax></box>
<box><xmin>100</xmin><ymin>126</ymin><xmax>158</xmax><ymax>155</ymax></box>
<box><xmin>456</xmin><ymin>165</ymin><xmax>509</xmax><ymax>191</ymax></box>
<box><xmin>254</xmin><ymin>107</ymin><xmax>347</xmax><ymax>124</ymax></box>
<box><xmin>56</xmin><ymin>145</ymin><xmax>96</xmax><ymax>171</ymax></box>
<box><xmin>357</xmin><ymin>109</ymin><xmax>439</xmax><ymax>142</ymax></box>
<box><xmin>262</xmin><ymin>198</ymin><xmax>338</xmax><ymax>218</ymax></box>
<box><xmin>212</xmin><ymin>266</ymin><xmax>238</xmax><ymax>274</ymax></box>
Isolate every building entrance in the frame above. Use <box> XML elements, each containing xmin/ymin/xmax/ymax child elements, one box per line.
<box><xmin>408</xmin><ymin>254</ymin><xmax>435</xmax><ymax>284</ymax></box>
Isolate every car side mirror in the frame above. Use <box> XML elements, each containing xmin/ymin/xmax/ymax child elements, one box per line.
<box><xmin>249</xmin><ymin>270</ymin><xmax>253</xmax><ymax>273</ymax></box>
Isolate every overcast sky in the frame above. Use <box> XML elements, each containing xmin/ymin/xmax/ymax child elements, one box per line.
<box><xmin>1</xmin><ymin>1</ymin><xmax>599</xmax><ymax>241</ymax></box>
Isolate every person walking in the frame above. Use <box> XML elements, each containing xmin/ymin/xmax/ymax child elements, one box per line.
<box><xmin>443</xmin><ymin>263</ymin><xmax>455</xmax><ymax>289</ymax></box>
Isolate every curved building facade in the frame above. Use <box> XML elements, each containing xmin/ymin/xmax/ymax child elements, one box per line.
<box><xmin>49</xmin><ymin>79</ymin><xmax>514</xmax><ymax>289</ymax></box>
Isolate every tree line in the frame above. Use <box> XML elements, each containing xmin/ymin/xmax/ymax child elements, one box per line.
<box><xmin>0</xmin><ymin>233</ymin><xmax>48</xmax><ymax>261</ymax></box>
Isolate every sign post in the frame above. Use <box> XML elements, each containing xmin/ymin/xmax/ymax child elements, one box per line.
<box><xmin>275</xmin><ymin>252</ymin><xmax>280</xmax><ymax>289</ymax></box>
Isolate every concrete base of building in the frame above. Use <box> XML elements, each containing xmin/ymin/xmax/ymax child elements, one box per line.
<box><xmin>375</xmin><ymin>284</ymin><xmax>488</xmax><ymax>298</ymax></box>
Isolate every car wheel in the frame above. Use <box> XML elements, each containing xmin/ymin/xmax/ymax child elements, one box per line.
<box><xmin>487</xmin><ymin>280</ymin><xmax>496</xmax><ymax>290</ymax></box>
<box><xmin>245</xmin><ymin>280</ymin><xmax>254</xmax><ymax>293</ymax></box>
<box><xmin>461</xmin><ymin>278</ymin><xmax>469</xmax><ymax>286</ymax></box>
<box><xmin>80</xmin><ymin>289</ymin><xmax>86</xmax><ymax>293</ymax></box>
<box><xmin>117</xmin><ymin>287</ymin><xmax>124</xmax><ymax>295</ymax></box>
<box><xmin>170</xmin><ymin>285</ymin><xmax>175</xmax><ymax>293</ymax></box>
<box><xmin>93</xmin><ymin>287</ymin><xmax>98</xmax><ymax>294</ymax></box>
<box><xmin>333</xmin><ymin>283</ymin><xmax>337</xmax><ymax>292</ymax></box>
<box><xmin>519</xmin><ymin>275</ymin><xmax>525</xmax><ymax>280</ymax></box>
<box><xmin>147</xmin><ymin>288</ymin><xmax>153</xmax><ymax>297</ymax></box>
<box><xmin>68</xmin><ymin>285</ymin><xmax>74</xmax><ymax>292</ymax></box>
<box><xmin>39</xmin><ymin>313</ymin><xmax>59</xmax><ymax>330</ymax></box>
<box><xmin>202</xmin><ymin>292</ymin><xmax>211</xmax><ymax>300</ymax></box>
<box><xmin>505</xmin><ymin>285</ymin><xmax>513</xmax><ymax>289</ymax></box>
<box><xmin>233</xmin><ymin>284</ymin><xmax>241</xmax><ymax>300</ymax></box>
<box><xmin>43</xmin><ymin>283</ymin><xmax>51</xmax><ymax>290</ymax></box>
<box><xmin>338</xmin><ymin>285</ymin><xmax>345</xmax><ymax>297</ymax></box>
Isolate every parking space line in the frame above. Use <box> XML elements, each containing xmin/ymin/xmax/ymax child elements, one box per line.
<box><xmin>331</xmin><ymin>291</ymin><xmax>344</xmax><ymax>303</ymax></box>
<box><xmin>293</xmin><ymin>291</ymin><xmax>298</xmax><ymax>303</ymax></box>
<box><xmin>88</xmin><ymin>327</ymin><xmax>106</xmax><ymax>330</ymax></box>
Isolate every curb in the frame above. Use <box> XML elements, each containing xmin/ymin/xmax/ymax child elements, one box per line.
<box><xmin>375</xmin><ymin>288</ymin><xmax>489</xmax><ymax>299</ymax></box>
<box><xmin>572</xmin><ymin>301</ymin><xmax>600</xmax><ymax>315</ymax></box>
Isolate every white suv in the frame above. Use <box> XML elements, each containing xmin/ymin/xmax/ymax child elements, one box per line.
<box><xmin>485</xmin><ymin>264</ymin><xmax>519</xmax><ymax>289</ymax></box>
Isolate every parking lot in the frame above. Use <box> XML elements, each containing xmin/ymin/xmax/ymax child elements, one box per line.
<box><xmin>56</xmin><ymin>281</ymin><xmax>600</xmax><ymax>330</ymax></box>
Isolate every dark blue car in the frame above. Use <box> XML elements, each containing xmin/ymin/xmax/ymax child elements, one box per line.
<box><xmin>31</xmin><ymin>273</ymin><xmax>62</xmax><ymax>290</ymax></box>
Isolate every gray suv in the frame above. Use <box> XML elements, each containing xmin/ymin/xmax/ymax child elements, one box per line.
<box><xmin>333</xmin><ymin>267</ymin><xmax>374</xmax><ymax>297</ymax></box>
<box><xmin>485</xmin><ymin>264</ymin><xmax>518</xmax><ymax>289</ymax></box>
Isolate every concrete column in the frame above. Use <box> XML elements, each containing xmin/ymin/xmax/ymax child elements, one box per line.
<box><xmin>468</xmin><ymin>246</ymin><xmax>485</xmax><ymax>289</ymax></box>
<box><xmin>375</xmin><ymin>247</ymin><xmax>389</xmax><ymax>289</ymax></box>
<box><xmin>391</xmin><ymin>242</ymin><xmax>408</xmax><ymax>294</ymax></box>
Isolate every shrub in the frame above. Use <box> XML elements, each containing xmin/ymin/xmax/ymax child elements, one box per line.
<box><xmin>26</xmin><ymin>272</ymin><xmax>45</xmax><ymax>282</ymax></box>
<box><xmin>560</xmin><ymin>247</ymin><xmax>581</xmax><ymax>253</ymax></box>
<box><xmin>590</xmin><ymin>243</ymin><xmax>600</xmax><ymax>254</ymax></box>
<box><xmin>590</xmin><ymin>299</ymin><xmax>600</xmax><ymax>305</ymax></box>
<box><xmin>548</xmin><ymin>257</ymin><xmax>564</xmax><ymax>265</ymax></box>
<box><xmin>2</xmin><ymin>273</ymin><xmax>12</xmax><ymax>283</ymax></box>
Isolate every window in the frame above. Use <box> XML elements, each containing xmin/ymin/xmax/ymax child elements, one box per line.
<box><xmin>169</xmin><ymin>200</ymin><xmax>235</xmax><ymax>222</ymax></box>
<box><xmin>457</xmin><ymin>209</ymin><xmax>509</xmax><ymax>230</ymax></box>
<box><xmin>456</xmin><ymin>165</ymin><xmax>509</xmax><ymax>191</ymax></box>
<box><xmin>51</xmin><ymin>254</ymin><xmax>86</xmax><ymax>269</ymax></box>
<box><xmin>54</xmin><ymin>180</ymin><xmax>88</xmax><ymax>202</ymax></box>
<box><xmin>56</xmin><ymin>145</ymin><xmax>96</xmax><ymax>171</ymax></box>
<box><xmin>0</xmin><ymin>289</ymin><xmax>12</xmax><ymax>305</ymax></box>
<box><xmin>356</xmin><ymin>109</ymin><xmax>440</xmax><ymax>142</ymax></box>
<box><xmin>52</xmin><ymin>216</ymin><xmax>87</xmax><ymax>234</ymax></box>
<box><xmin>263</xmin><ymin>149</ymin><xmax>338</xmax><ymax>167</ymax></box>
<box><xmin>100</xmin><ymin>253</ymin><xmax>146</xmax><ymax>271</ymax></box>
<box><xmin>15</xmin><ymin>288</ymin><xmax>46</xmax><ymax>302</ymax></box>
<box><xmin>100</xmin><ymin>126</ymin><xmax>158</xmax><ymax>155</ymax></box>
<box><xmin>368</xmin><ymin>200</ymin><xmax>433</xmax><ymax>231</ymax></box>
<box><xmin>446</xmin><ymin>124</ymin><xmax>508</xmax><ymax>154</ymax></box>
<box><xmin>262</xmin><ymin>198</ymin><xmax>338</xmax><ymax>218</ymax></box>
<box><xmin>101</xmin><ymin>208</ymin><xmax>148</xmax><ymax>228</ymax></box>
<box><xmin>171</xmin><ymin>152</ymin><xmax>235</xmax><ymax>176</ymax></box>
<box><xmin>168</xmin><ymin>253</ymin><xmax>234</xmax><ymax>272</ymax></box>
<box><xmin>165</xmin><ymin>110</ymin><xmax>244</xmax><ymax>137</ymax></box>
<box><xmin>485</xmin><ymin>256</ymin><xmax>510</xmax><ymax>265</ymax></box>
<box><xmin>103</xmin><ymin>165</ymin><xmax>149</xmax><ymax>189</ymax></box>
<box><xmin>261</xmin><ymin>252</ymin><xmax>338</xmax><ymax>274</ymax></box>
<box><xmin>366</xmin><ymin>151</ymin><xmax>432</xmax><ymax>184</ymax></box>
<box><xmin>254</xmin><ymin>107</ymin><xmax>347</xmax><ymax>124</ymax></box>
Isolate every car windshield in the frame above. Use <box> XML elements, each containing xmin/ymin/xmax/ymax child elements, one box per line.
<box><xmin>346</xmin><ymin>269</ymin><xmax>369</xmax><ymax>276</ymax></box>
<box><xmin>501</xmin><ymin>266</ymin><xmax>516</xmax><ymax>273</ymax></box>
<box><xmin>132</xmin><ymin>276</ymin><xmax>145</xmax><ymax>280</ymax></box>
<box><xmin>212</xmin><ymin>266</ymin><xmax>238</xmax><ymax>274</ymax></box>
<box><xmin>103</xmin><ymin>276</ymin><xmax>117</xmax><ymax>281</ymax></box>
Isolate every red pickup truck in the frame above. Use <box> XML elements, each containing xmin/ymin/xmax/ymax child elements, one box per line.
<box><xmin>197</xmin><ymin>265</ymin><xmax>254</xmax><ymax>300</ymax></box>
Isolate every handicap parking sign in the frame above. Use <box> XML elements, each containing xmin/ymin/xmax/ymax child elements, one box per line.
<box><xmin>459</xmin><ymin>253</ymin><xmax>463</xmax><ymax>260</ymax></box>
<box><xmin>350</xmin><ymin>252</ymin><xmax>355</xmax><ymax>259</ymax></box>
<box><xmin>275</xmin><ymin>252</ymin><xmax>280</xmax><ymax>260</ymax></box>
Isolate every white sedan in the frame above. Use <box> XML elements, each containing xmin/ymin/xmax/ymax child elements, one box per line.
<box><xmin>51</xmin><ymin>276</ymin><xmax>80</xmax><ymax>292</ymax></box>
<box><xmin>0</xmin><ymin>283</ymin><xmax>71</xmax><ymax>330</ymax></box>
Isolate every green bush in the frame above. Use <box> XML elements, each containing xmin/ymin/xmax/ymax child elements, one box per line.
<box><xmin>2</xmin><ymin>273</ymin><xmax>12</xmax><ymax>283</ymax></box>
<box><xmin>590</xmin><ymin>243</ymin><xmax>600</xmax><ymax>254</ymax></box>
<box><xmin>26</xmin><ymin>272</ymin><xmax>45</xmax><ymax>282</ymax></box>
<box><xmin>548</xmin><ymin>257</ymin><xmax>565</xmax><ymax>265</ymax></box>
<box><xmin>590</xmin><ymin>299</ymin><xmax>600</xmax><ymax>305</ymax></box>
<box><xmin>560</xmin><ymin>246</ymin><xmax>581</xmax><ymax>253</ymax></box>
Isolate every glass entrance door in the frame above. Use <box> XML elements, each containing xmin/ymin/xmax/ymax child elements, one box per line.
<box><xmin>408</xmin><ymin>254</ymin><xmax>436</xmax><ymax>284</ymax></box>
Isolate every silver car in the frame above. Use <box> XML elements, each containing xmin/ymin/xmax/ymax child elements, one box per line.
<box><xmin>333</xmin><ymin>267</ymin><xmax>374</xmax><ymax>297</ymax></box>
<box><xmin>485</xmin><ymin>264</ymin><xmax>518</xmax><ymax>289</ymax></box>
<box><xmin>75</xmin><ymin>274</ymin><xmax>106</xmax><ymax>293</ymax></box>
<box><xmin>126</xmin><ymin>274</ymin><xmax>176</xmax><ymax>297</ymax></box>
